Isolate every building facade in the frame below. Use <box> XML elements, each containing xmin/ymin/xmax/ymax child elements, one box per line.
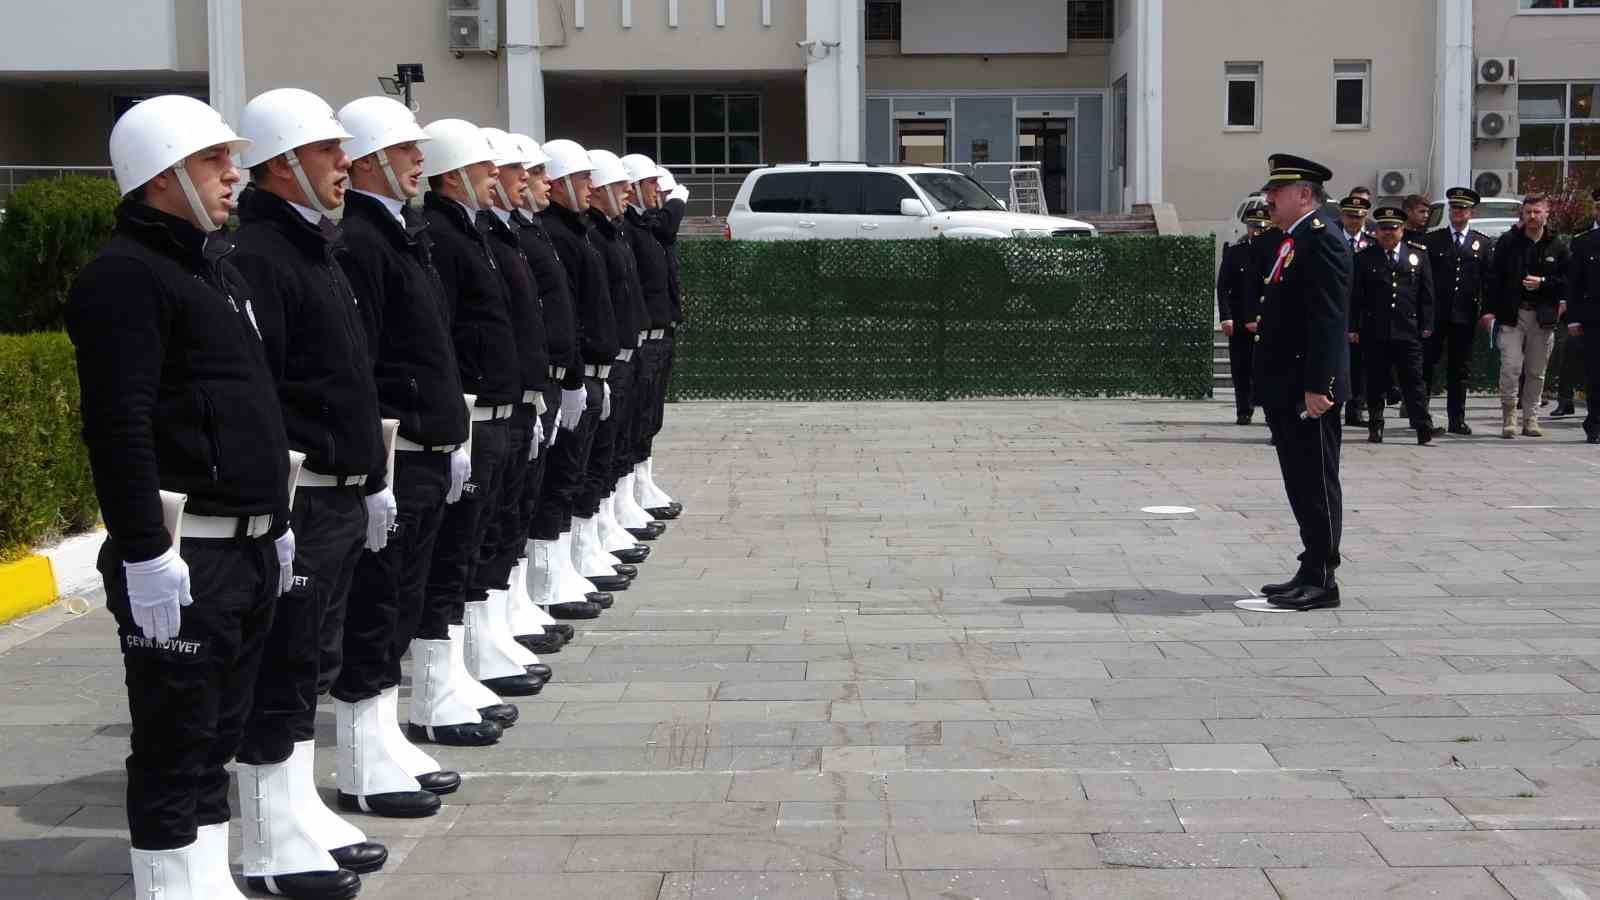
<box><xmin>3</xmin><ymin>0</ymin><xmax>1599</xmax><ymax>232</ymax></box>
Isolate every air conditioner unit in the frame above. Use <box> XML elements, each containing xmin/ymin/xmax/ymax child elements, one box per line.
<box><xmin>1375</xmin><ymin>168</ymin><xmax>1420</xmax><ymax>197</ymax></box>
<box><xmin>1476</xmin><ymin>57</ymin><xmax>1517</xmax><ymax>86</ymax></box>
<box><xmin>448</xmin><ymin>0</ymin><xmax>498</xmax><ymax>55</ymax></box>
<box><xmin>1475</xmin><ymin>110</ymin><xmax>1520</xmax><ymax>140</ymax></box>
<box><xmin>1472</xmin><ymin>169</ymin><xmax>1517</xmax><ymax>198</ymax></box>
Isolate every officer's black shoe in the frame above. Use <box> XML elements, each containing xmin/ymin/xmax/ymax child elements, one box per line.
<box><xmin>1268</xmin><ymin>582</ymin><xmax>1341</xmax><ymax>611</ymax></box>
<box><xmin>1448</xmin><ymin>419</ymin><xmax>1472</xmax><ymax>436</ymax></box>
<box><xmin>1261</xmin><ymin>569</ymin><xmax>1314</xmax><ymax>596</ymax></box>
<box><xmin>547</xmin><ymin>623</ymin><xmax>576</xmax><ymax>641</ymax></box>
<box><xmin>587</xmin><ymin>592</ymin><xmax>615</xmax><ymax>609</ymax></box>
<box><xmin>626</xmin><ymin>523</ymin><xmax>664</xmax><ymax>541</ymax></box>
<box><xmin>614</xmin><ymin>563</ymin><xmax>639</xmax><ymax>579</ymax></box>
<box><xmin>1344</xmin><ymin>411</ymin><xmax>1369</xmax><ymax>428</ymax></box>
<box><xmin>406</xmin><ymin>721</ymin><xmax>501</xmax><ymax>746</ymax></box>
<box><xmin>1552</xmin><ymin>401</ymin><xmax>1577</xmax><ymax>418</ymax></box>
<box><xmin>246</xmin><ymin>869</ymin><xmax>361</xmax><ymax>900</ymax></box>
<box><xmin>329</xmin><ymin>841</ymin><xmax>388</xmax><ymax>873</ymax></box>
<box><xmin>614</xmin><ymin>544</ymin><xmax>649</xmax><ymax>564</ymax></box>
<box><xmin>1236</xmin><ymin>413</ymin><xmax>1252</xmax><ymax>426</ymax></box>
<box><xmin>479</xmin><ymin>703</ymin><xmax>519</xmax><ymax>727</ymax></box>
<box><xmin>586</xmin><ymin>572</ymin><xmax>632</xmax><ymax>591</ymax></box>
<box><xmin>526</xmin><ymin>663</ymin><xmax>553</xmax><ymax>682</ymax></box>
<box><xmin>648</xmin><ymin>505</ymin><xmax>682</xmax><ymax>520</ymax></box>
<box><xmin>1368</xmin><ymin>422</ymin><xmax>1383</xmax><ymax>444</ymax></box>
<box><xmin>547</xmin><ymin>601</ymin><xmax>603</xmax><ymax>619</ymax></box>
<box><xmin>416</xmin><ymin>770</ymin><xmax>461</xmax><ymax>795</ymax></box>
<box><xmin>481</xmin><ymin>673</ymin><xmax>543</xmax><ymax>696</ymax></box>
<box><xmin>338</xmin><ymin>788</ymin><xmax>440</xmax><ymax>819</ymax></box>
<box><xmin>516</xmin><ymin>632</ymin><xmax>565</xmax><ymax>654</ymax></box>
<box><xmin>1417</xmin><ymin>425</ymin><xmax>1437</xmax><ymax>446</ymax></box>
<box><xmin>1587</xmin><ymin>429</ymin><xmax>1600</xmax><ymax>444</ymax></box>
<box><xmin>1386</xmin><ymin>387</ymin><xmax>1402</xmax><ymax>406</ymax></box>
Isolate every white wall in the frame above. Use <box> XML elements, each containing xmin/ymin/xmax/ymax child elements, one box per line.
<box><xmin>0</xmin><ymin>0</ymin><xmax>193</xmax><ymax>73</ymax></box>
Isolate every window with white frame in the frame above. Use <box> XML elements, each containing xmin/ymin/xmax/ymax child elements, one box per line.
<box><xmin>1516</xmin><ymin>81</ymin><xmax>1600</xmax><ymax>193</ymax></box>
<box><xmin>1225</xmin><ymin>62</ymin><xmax>1262</xmax><ymax>131</ymax></box>
<box><xmin>624</xmin><ymin>92</ymin><xmax>762</xmax><ymax>172</ymax></box>
<box><xmin>1333</xmin><ymin>60</ymin><xmax>1370</xmax><ymax>129</ymax></box>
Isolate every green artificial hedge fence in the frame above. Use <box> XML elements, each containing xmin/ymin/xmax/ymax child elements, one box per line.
<box><xmin>667</xmin><ymin>235</ymin><xmax>1219</xmax><ymax>401</ymax></box>
<box><xmin>0</xmin><ymin>333</ymin><xmax>98</xmax><ymax>562</ymax></box>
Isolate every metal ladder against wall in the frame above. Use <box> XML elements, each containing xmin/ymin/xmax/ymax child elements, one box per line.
<box><xmin>1008</xmin><ymin>167</ymin><xmax>1047</xmax><ymax>216</ymax></box>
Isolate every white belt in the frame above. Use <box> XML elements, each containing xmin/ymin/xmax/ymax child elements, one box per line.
<box><xmin>617</xmin><ymin>349</ymin><xmax>635</xmax><ymax>362</ymax></box>
<box><xmin>395</xmin><ymin>436</ymin><xmax>462</xmax><ymax>454</ymax></box>
<box><xmin>298</xmin><ymin>469</ymin><xmax>367</xmax><ymax>489</ymax></box>
<box><xmin>648</xmin><ymin>328</ymin><xmax>666</xmax><ymax>340</ymax></box>
<box><xmin>583</xmin><ymin>365</ymin><xmax>612</xmax><ymax>379</ymax></box>
<box><xmin>522</xmin><ymin>391</ymin><xmax>549</xmax><ymax>415</ymax></box>
<box><xmin>470</xmin><ymin>404</ymin><xmax>514</xmax><ymax>422</ymax></box>
<box><xmin>548</xmin><ymin>366</ymin><xmax>567</xmax><ymax>381</ymax></box>
<box><xmin>182</xmin><ymin>512</ymin><xmax>275</xmax><ymax>540</ymax></box>
<box><xmin>638</xmin><ymin>330</ymin><xmax>649</xmax><ymax>343</ymax></box>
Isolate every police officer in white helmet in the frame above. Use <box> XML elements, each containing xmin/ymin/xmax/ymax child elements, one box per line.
<box><xmin>632</xmin><ymin>167</ymin><xmax>689</xmax><ymax>519</ymax></box>
<box><xmin>65</xmin><ymin>94</ymin><xmax>294</xmax><ymax>899</ymax></box>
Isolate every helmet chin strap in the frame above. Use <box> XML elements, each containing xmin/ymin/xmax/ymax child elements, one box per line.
<box><xmin>521</xmin><ymin>188</ymin><xmax>539</xmax><ymax>212</ymax></box>
<box><xmin>284</xmin><ymin>149</ymin><xmax>333</xmax><ymax>218</ymax></box>
<box><xmin>455</xmin><ymin>167</ymin><xmax>481</xmax><ymax>213</ymax></box>
<box><xmin>561</xmin><ymin>175</ymin><xmax>576</xmax><ymax>211</ymax></box>
<box><xmin>628</xmin><ymin>183</ymin><xmax>646</xmax><ymax>214</ymax></box>
<box><xmin>173</xmin><ymin>160</ymin><xmax>220</xmax><ymax>233</ymax></box>
<box><xmin>375</xmin><ymin>150</ymin><xmax>409</xmax><ymax>201</ymax></box>
<box><xmin>493</xmin><ymin>181</ymin><xmax>515</xmax><ymax>212</ymax></box>
<box><xmin>605</xmin><ymin>184</ymin><xmax>623</xmax><ymax>220</ymax></box>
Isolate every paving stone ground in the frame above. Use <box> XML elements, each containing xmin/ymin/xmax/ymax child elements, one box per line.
<box><xmin>4</xmin><ymin>396</ymin><xmax>1600</xmax><ymax>899</ymax></box>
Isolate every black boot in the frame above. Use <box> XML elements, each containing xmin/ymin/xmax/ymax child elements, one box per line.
<box><xmin>478</xmin><ymin>703</ymin><xmax>519</xmax><ymax>727</ymax></box>
<box><xmin>1552</xmin><ymin>400</ymin><xmax>1577</xmax><ymax>418</ymax></box>
<box><xmin>547</xmin><ymin>601</ymin><xmax>603</xmax><ymax>619</ymax></box>
<box><xmin>246</xmin><ymin>870</ymin><xmax>361</xmax><ymax>899</ymax></box>
<box><xmin>585</xmin><ymin>571</ymin><xmax>632</xmax><ymax>591</ymax></box>
<box><xmin>614</xmin><ymin>563</ymin><xmax>638</xmax><ymax>579</ymax></box>
<box><xmin>1448</xmin><ymin>418</ymin><xmax>1472</xmax><ymax>436</ymax></box>
<box><xmin>416</xmin><ymin>770</ymin><xmax>461</xmax><ymax>795</ymax></box>
<box><xmin>1417</xmin><ymin>422</ymin><xmax>1436</xmax><ymax>445</ymax></box>
<box><xmin>480</xmin><ymin>672</ymin><xmax>544</xmax><ymax>696</ymax></box>
<box><xmin>546</xmin><ymin>623</ymin><xmax>576</xmax><ymax>641</ymax></box>
<box><xmin>1261</xmin><ymin>566</ymin><xmax>1315</xmax><ymax>596</ymax></box>
<box><xmin>526</xmin><ymin>663</ymin><xmax>553</xmax><ymax>682</ymax></box>
<box><xmin>515</xmin><ymin>631</ymin><xmax>565</xmax><ymax>654</ymax></box>
<box><xmin>613</xmin><ymin>544</ymin><xmax>650</xmax><ymax>564</ymax></box>
<box><xmin>405</xmin><ymin>720</ymin><xmax>501</xmax><ymax>746</ymax></box>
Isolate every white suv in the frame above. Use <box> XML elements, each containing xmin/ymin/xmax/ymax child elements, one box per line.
<box><xmin>725</xmin><ymin>163</ymin><xmax>1096</xmax><ymax>241</ymax></box>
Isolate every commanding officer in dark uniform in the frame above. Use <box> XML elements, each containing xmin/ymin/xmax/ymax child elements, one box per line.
<box><xmin>1351</xmin><ymin>207</ymin><xmax>1439</xmax><ymax>446</ymax></box>
<box><xmin>1568</xmin><ymin>192</ymin><xmax>1600</xmax><ymax>444</ymax></box>
<box><xmin>1337</xmin><ymin>196</ymin><xmax>1375</xmax><ymax>427</ymax></box>
<box><xmin>1217</xmin><ymin>207</ymin><xmax>1269</xmax><ymax>424</ymax></box>
<box><xmin>1422</xmin><ymin>188</ymin><xmax>1490</xmax><ymax>435</ymax></box>
<box><xmin>69</xmin><ymin>95</ymin><xmax>292</xmax><ymax>900</ymax></box>
<box><xmin>1252</xmin><ymin>155</ymin><xmax>1352</xmax><ymax>612</ymax></box>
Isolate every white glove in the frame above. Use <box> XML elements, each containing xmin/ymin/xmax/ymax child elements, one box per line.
<box><xmin>274</xmin><ymin>528</ymin><xmax>296</xmax><ymax>596</ymax></box>
<box><xmin>601</xmin><ymin>382</ymin><xmax>612</xmax><ymax>421</ymax></box>
<box><xmin>529</xmin><ymin>417</ymin><xmax>544</xmax><ymax>461</ymax></box>
<box><xmin>364</xmin><ymin>487</ymin><xmax>397</xmax><ymax>551</ymax></box>
<box><xmin>558</xmin><ymin>387</ymin><xmax>585</xmax><ymax>432</ymax></box>
<box><xmin>123</xmin><ymin>546</ymin><xmax>191</xmax><ymax>644</ymax></box>
<box><xmin>669</xmin><ymin>185</ymin><xmax>689</xmax><ymax>204</ymax></box>
<box><xmin>447</xmin><ymin>446</ymin><xmax>471</xmax><ymax>504</ymax></box>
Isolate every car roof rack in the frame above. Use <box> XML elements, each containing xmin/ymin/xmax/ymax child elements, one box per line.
<box><xmin>805</xmin><ymin>160</ymin><xmax>875</xmax><ymax>167</ymax></box>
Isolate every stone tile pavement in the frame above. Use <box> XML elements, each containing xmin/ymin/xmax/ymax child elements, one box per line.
<box><xmin>3</xmin><ymin>396</ymin><xmax>1600</xmax><ymax>899</ymax></box>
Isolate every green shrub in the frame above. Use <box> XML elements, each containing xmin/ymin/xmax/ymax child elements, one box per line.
<box><xmin>0</xmin><ymin>175</ymin><xmax>120</xmax><ymax>333</ymax></box>
<box><xmin>0</xmin><ymin>332</ymin><xmax>98</xmax><ymax>562</ymax></box>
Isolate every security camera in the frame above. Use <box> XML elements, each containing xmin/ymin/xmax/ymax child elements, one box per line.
<box><xmin>796</xmin><ymin>39</ymin><xmax>817</xmax><ymax>49</ymax></box>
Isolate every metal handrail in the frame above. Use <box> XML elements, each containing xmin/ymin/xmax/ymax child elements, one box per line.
<box><xmin>0</xmin><ymin>165</ymin><xmax>117</xmax><ymax>206</ymax></box>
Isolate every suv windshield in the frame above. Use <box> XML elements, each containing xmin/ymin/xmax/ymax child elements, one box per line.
<box><xmin>909</xmin><ymin>172</ymin><xmax>1005</xmax><ymax>213</ymax></box>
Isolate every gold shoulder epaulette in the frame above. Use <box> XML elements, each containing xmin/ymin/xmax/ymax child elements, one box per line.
<box><xmin>1310</xmin><ymin>217</ymin><xmax>1325</xmax><ymax>230</ymax></box>
<box><xmin>1407</xmin><ymin>240</ymin><xmax>1427</xmax><ymax>250</ymax></box>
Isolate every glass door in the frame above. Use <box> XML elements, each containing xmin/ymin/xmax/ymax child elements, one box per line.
<box><xmin>1017</xmin><ymin>118</ymin><xmax>1075</xmax><ymax>213</ymax></box>
<box><xmin>897</xmin><ymin>119</ymin><xmax>950</xmax><ymax>165</ymax></box>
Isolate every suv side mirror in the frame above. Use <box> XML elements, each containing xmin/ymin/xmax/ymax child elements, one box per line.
<box><xmin>900</xmin><ymin>198</ymin><xmax>930</xmax><ymax>217</ymax></box>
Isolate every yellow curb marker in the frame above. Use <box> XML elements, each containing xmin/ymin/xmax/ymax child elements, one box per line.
<box><xmin>0</xmin><ymin>555</ymin><xmax>58</xmax><ymax>624</ymax></box>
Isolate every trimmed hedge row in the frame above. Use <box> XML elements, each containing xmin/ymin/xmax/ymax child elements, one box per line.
<box><xmin>0</xmin><ymin>175</ymin><xmax>121</xmax><ymax>333</ymax></box>
<box><xmin>0</xmin><ymin>332</ymin><xmax>97</xmax><ymax>562</ymax></box>
<box><xmin>668</xmin><ymin>235</ymin><xmax>1220</xmax><ymax>401</ymax></box>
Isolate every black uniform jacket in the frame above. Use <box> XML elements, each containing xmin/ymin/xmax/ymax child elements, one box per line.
<box><xmin>423</xmin><ymin>192</ymin><xmax>521</xmax><ymax>406</ymax></box>
<box><xmin>512</xmin><ymin>209</ymin><xmax>583</xmax><ymax>390</ymax></box>
<box><xmin>231</xmin><ymin>186</ymin><xmax>385</xmax><ymax>491</ymax></box>
<box><xmin>1422</xmin><ymin>226</ymin><xmax>1489</xmax><ymax>326</ymax></box>
<box><xmin>623</xmin><ymin>207</ymin><xmax>674</xmax><ymax>331</ymax></box>
<box><xmin>1568</xmin><ymin>225</ymin><xmax>1600</xmax><ymax>328</ymax></box>
<box><xmin>1351</xmin><ymin>241</ymin><xmax>1435</xmax><ymax>343</ymax></box>
<box><xmin>587</xmin><ymin>208</ymin><xmax>647</xmax><ymax>351</ymax></box>
<box><xmin>339</xmin><ymin>190</ymin><xmax>469</xmax><ymax>448</ymax></box>
<box><xmin>542</xmin><ymin>202</ymin><xmax>621</xmax><ymax>368</ymax></box>
<box><xmin>649</xmin><ymin>198</ymin><xmax>687</xmax><ymax>326</ymax></box>
<box><xmin>484</xmin><ymin>210</ymin><xmax>551</xmax><ymax>396</ymax></box>
<box><xmin>1487</xmin><ymin>225</ymin><xmax>1571</xmax><ymax>328</ymax></box>
<box><xmin>66</xmin><ymin>201</ymin><xmax>291</xmax><ymax>563</ymax></box>
<box><xmin>1216</xmin><ymin>239</ymin><xmax>1254</xmax><ymax>325</ymax></box>
<box><xmin>1252</xmin><ymin>210</ymin><xmax>1354</xmax><ymax>410</ymax></box>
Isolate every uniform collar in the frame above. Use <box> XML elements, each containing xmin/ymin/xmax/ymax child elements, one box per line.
<box><xmin>116</xmin><ymin>199</ymin><xmax>233</xmax><ymax>270</ymax></box>
<box><xmin>1287</xmin><ymin>207</ymin><xmax>1318</xmax><ymax>235</ymax></box>
<box><xmin>353</xmin><ymin>188</ymin><xmax>407</xmax><ymax>227</ymax></box>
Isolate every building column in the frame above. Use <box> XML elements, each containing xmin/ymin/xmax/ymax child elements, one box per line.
<box><xmin>506</xmin><ymin>0</ymin><xmax>546</xmax><ymax>140</ymax></box>
<box><xmin>1132</xmin><ymin>0</ymin><xmax>1163</xmax><ymax>204</ymax></box>
<box><xmin>1432</xmin><ymin>0</ymin><xmax>1473</xmax><ymax>195</ymax></box>
<box><xmin>207</xmin><ymin>0</ymin><xmax>245</xmax><ymax>125</ymax></box>
<box><xmin>805</xmin><ymin>0</ymin><xmax>863</xmax><ymax>161</ymax></box>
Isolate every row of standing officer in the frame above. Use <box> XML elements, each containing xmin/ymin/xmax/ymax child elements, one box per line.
<box><xmin>67</xmin><ymin>90</ymin><xmax>689</xmax><ymax>899</ymax></box>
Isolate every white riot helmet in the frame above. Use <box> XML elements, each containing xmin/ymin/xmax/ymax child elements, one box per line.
<box><xmin>337</xmin><ymin>96</ymin><xmax>431</xmax><ymax>200</ymax></box>
<box><xmin>420</xmin><ymin>118</ymin><xmax>497</xmax><ymax>212</ymax></box>
<box><xmin>511</xmin><ymin>134</ymin><xmax>550</xmax><ymax>211</ymax></box>
<box><xmin>109</xmin><ymin>94</ymin><xmax>251</xmax><ymax>232</ymax></box>
<box><xmin>237</xmin><ymin>88</ymin><xmax>353</xmax><ymax>218</ymax></box>
<box><xmin>542</xmin><ymin>139</ymin><xmax>594</xmax><ymax>211</ymax></box>
<box><xmin>588</xmin><ymin>149</ymin><xmax>630</xmax><ymax>217</ymax></box>
<box><xmin>480</xmin><ymin>127</ymin><xmax>526</xmax><ymax>211</ymax></box>
<box><xmin>619</xmin><ymin>153</ymin><xmax>665</xmax><ymax>211</ymax></box>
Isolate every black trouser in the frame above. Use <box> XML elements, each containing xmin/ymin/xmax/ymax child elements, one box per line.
<box><xmin>635</xmin><ymin>339</ymin><xmax>668</xmax><ymax>463</ymax></box>
<box><xmin>531</xmin><ymin>377</ymin><xmax>602</xmax><ymax>541</ymax></box>
<box><xmin>1425</xmin><ymin>322</ymin><xmax>1476</xmax><ymax>424</ymax></box>
<box><xmin>1365</xmin><ymin>338</ymin><xmax>1433</xmax><ymax>431</ymax></box>
<box><xmin>336</xmin><ymin>448</ymin><xmax>451</xmax><ymax>702</ymax></box>
<box><xmin>1264</xmin><ymin>405</ymin><xmax>1343</xmax><ymax>576</ymax></box>
<box><xmin>1226</xmin><ymin>331</ymin><xmax>1255</xmax><ymax>417</ymax></box>
<box><xmin>1556</xmin><ymin>330</ymin><xmax>1586</xmax><ymax>403</ymax></box>
<box><xmin>579</xmin><ymin>371</ymin><xmax>622</xmax><ymax>518</ymax></box>
<box><xmin>520</xmin><ymin>390</ymin><xmax>560</xmax><ymax>546</ymax></box>
<box><xmin>645</xmin><ymin>333</ymin><xmax>677</xmax><ymax>458</ymax></box>
<box><xmin>238</xmin><ymin>485</ymin><xmax>366</xmax><ymax>765</ymax></box>
<box><xmin>1584</xmin><ymin>330</ymin><xmax>1600</xmax><ymax>437</ymax></box>
<box><xmin>102</xmin><ymin>533</ymin><xmax>278</xmax><ymax>850</ymax></box>
<box><xmin>478</xmin><ymin>402</ymin><xmax>539</xmax><ymax>593</ymax></box>
<box><xmin>1346</xmin><ymin>339</ymin><xmax>1365</xmax><ymax>419</ymax></box>
<box><xmin>421</xmin><ymin>417</ymin><xmax>510</xmax><ymax>637</ymax></box>
<box><xmin>610</xmin><ymin>357</ymin><xmax>641</xmax><ymax>483</ymax></box>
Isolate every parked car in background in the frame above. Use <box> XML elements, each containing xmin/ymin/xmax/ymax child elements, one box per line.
<box><xmin>1426</xmin><ymin>196</ymin><xmax>1521</xmax><ymax>241</ymax></box>
<box><xmin>725</xmin><ymin>163</ymin><xmax>1096</xmax><ymax>241</ymax></box>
